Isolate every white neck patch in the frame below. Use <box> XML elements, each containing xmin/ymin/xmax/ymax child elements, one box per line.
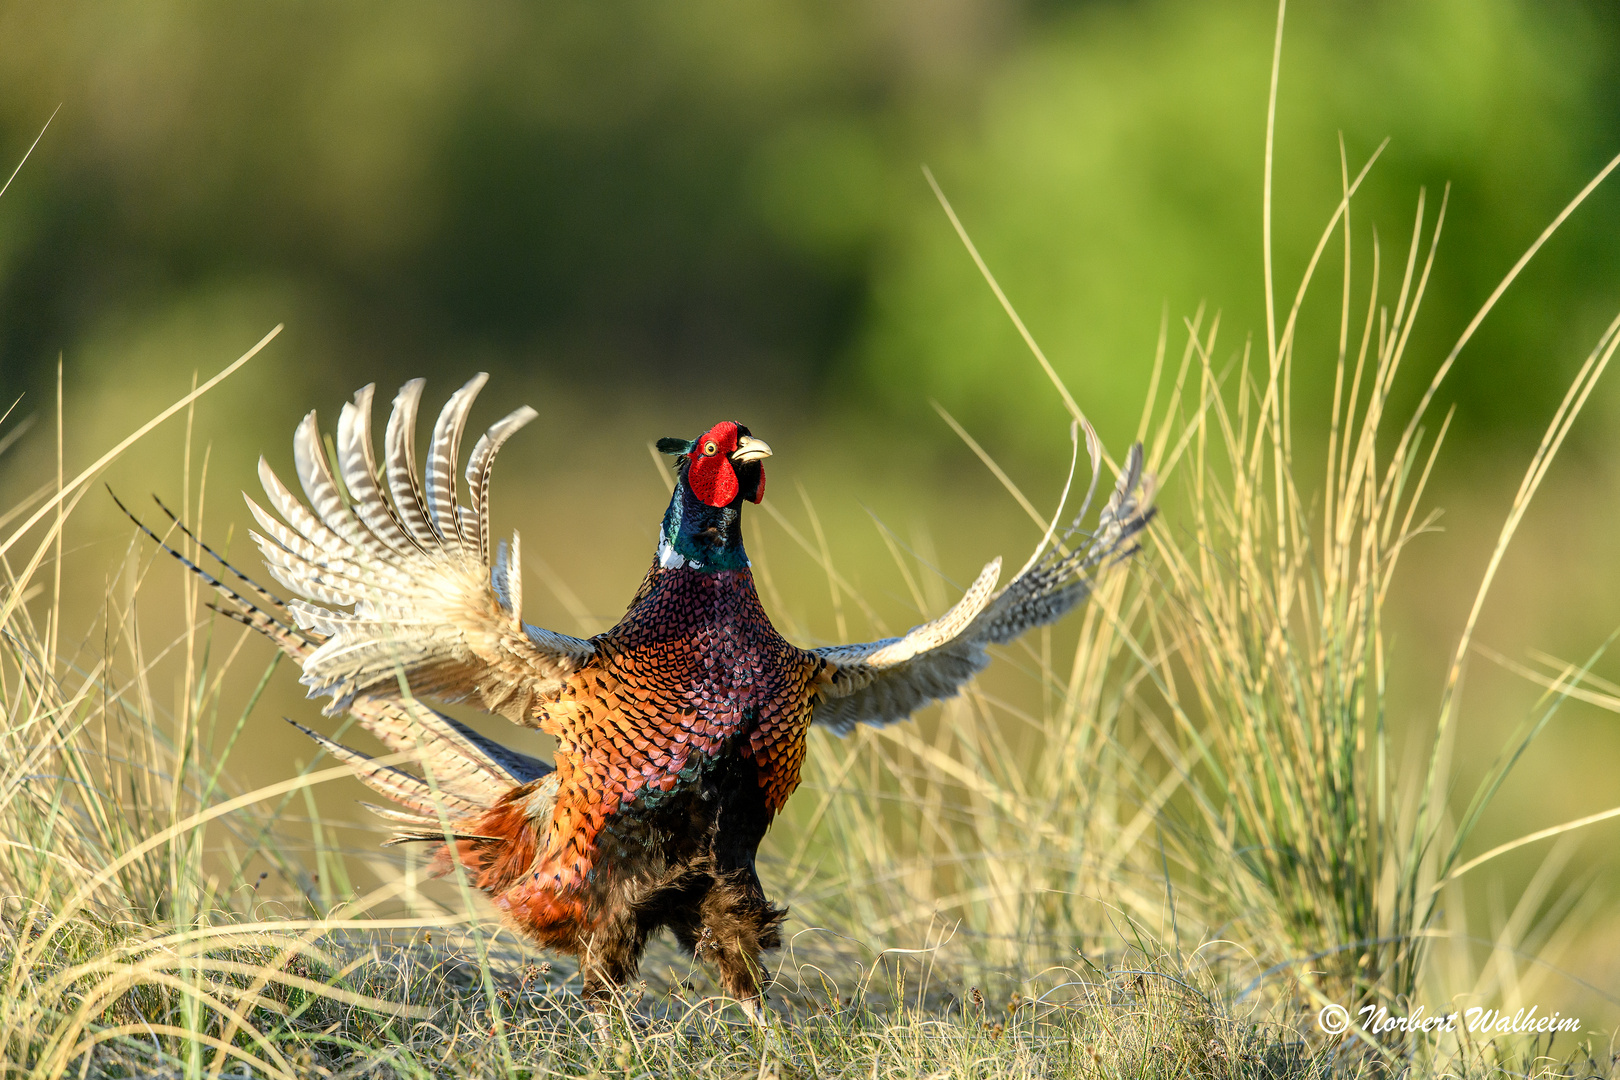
<box><xmin>656</xmin><ymin>534</ymin><xmax>749</xmax><ymax>570</ymax></box>
<box><xmin>657</xmin><ymin>536</ymin><xmax>698</xmax><ymax>570</ymax></box>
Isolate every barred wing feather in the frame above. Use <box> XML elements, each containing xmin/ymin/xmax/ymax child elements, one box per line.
<box><xmin>249</xmin><ymin>374</ymin><xmax>594</xmax><ymax>724</ymax></box>
<box><xmin>810</xmin><ymin>442</ymin><xmax>1154</xmax><ymax>734</ymax></box>
<box><xmin>112</xmin><ymin>487</ymin><xmax>553</xmax><ymax>822</ymax></box>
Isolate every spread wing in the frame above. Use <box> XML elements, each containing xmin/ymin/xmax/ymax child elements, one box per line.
<box><xmin>112</xmin><ymin>488</ymin><xmax>554</xmax><ymax>842</ymax></box>
<box><xmin>249</xmin><ymin>374</ymin><xmax>594</xmax><ymax>723</ymax></box>
<box><xmin>810</xmin><ymin>441</ymin><xmax>1154</xmax><ymax>734</ymax></box>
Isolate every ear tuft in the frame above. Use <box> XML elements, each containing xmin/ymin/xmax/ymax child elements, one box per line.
<box><xmin>656</xmin><ymin>437</ymin><xmax>694</xmax><ymax>455</ymax></box>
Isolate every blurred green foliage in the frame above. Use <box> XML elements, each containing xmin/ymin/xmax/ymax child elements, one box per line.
<box><xmin>865</xmin><ymin>0</ymin><xmax>1620</xmax><ymax>452</ymax></box>
<box><xmin>1</xmin><ymin>0</ymin><xmax>1617</xmax><ymax>458</ymax></box>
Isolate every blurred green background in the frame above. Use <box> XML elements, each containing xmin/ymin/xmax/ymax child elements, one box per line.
<box><xmin>2</xmin><ymin>0</ymin><xmax>1618</xmax><ymax>1013</ymax></box>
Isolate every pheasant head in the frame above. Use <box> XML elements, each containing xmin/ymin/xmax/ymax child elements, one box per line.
<box><xmin>655</xmin><ymin>421</ymin><xmax>771</xmax><ymax>571</ymax></box>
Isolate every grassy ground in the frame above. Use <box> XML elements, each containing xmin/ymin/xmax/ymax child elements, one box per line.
<box><xmin>6</xmin><ymin>907</ymin><xmax>1612</xmax><ymax>1078</ymax></box>
<box><xmin>5</xmin><ymin>6</ymin><xmax>1620</xmax><ymax>1076</ymax></box>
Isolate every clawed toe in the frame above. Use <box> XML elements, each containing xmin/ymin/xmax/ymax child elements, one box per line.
<box><xmin>584</xmin><ymin>1006</ymin><xmax>614</xmax><ymax>1040</ymax></box>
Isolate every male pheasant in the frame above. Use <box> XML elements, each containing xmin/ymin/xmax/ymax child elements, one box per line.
<box><xmin>133</xmin><ymin>374</ymin><xmax>1152</xmax><ymax>1016</ymax></box>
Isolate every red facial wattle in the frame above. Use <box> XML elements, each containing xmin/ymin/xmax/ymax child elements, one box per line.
<box><xmin>685</xmin><ymin>421</ymin><xmax>765</xmax><ymax>508</ymax></box>
<box><xmin>688</xmin><ymin>421</ymin><xmax>740</xmax><ymax>508</ymax></box>
<box><xmin>688</xmin><ymin>453</ymin><xmax>738</xmax><ymax>507</ymax></box>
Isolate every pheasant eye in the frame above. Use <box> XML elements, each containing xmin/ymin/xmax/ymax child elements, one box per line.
<box><xmin>703</xmin><ymin>440</ymin><xmax>718</xmax><ymax>456</ymax></box>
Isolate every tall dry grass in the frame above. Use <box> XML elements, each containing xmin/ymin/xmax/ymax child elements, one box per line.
<box><xmin>773</xmin><ymin>3</ymin><xmax>1620</xmax><ymax>1042</ymax></box>
<box><xmin>0</xmin><ymin>340</ymin><xmax>490</xmax><ymax>1077</ymax></box>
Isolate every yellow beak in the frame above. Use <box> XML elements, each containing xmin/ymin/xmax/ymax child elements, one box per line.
<box><xmin>731</xmin><ymin>435</ymin><xmax>772</xmax><ymax>463</ymax></box>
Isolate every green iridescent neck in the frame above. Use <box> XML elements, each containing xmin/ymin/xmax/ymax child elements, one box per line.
<box><xmin>657</xmin><ymin>476</ymin><xmax>748</xmax><ymax>572</ymax></box>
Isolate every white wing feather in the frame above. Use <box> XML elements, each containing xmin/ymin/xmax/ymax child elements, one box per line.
<box><xmin>250</xmin><ymin>375</ymin><xmax>593</xmax><ymax>723</ymax></box>
<box><xmin>811</xmin><ymin>442</ymin><xmax>1154</xmax><ymax>733</ymax></box>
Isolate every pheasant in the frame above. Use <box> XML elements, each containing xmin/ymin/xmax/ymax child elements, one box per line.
<box><xmin>130</xmin><ymin>374</ymin><xmax>1153</xmax><ymax>1017</ymax></box>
